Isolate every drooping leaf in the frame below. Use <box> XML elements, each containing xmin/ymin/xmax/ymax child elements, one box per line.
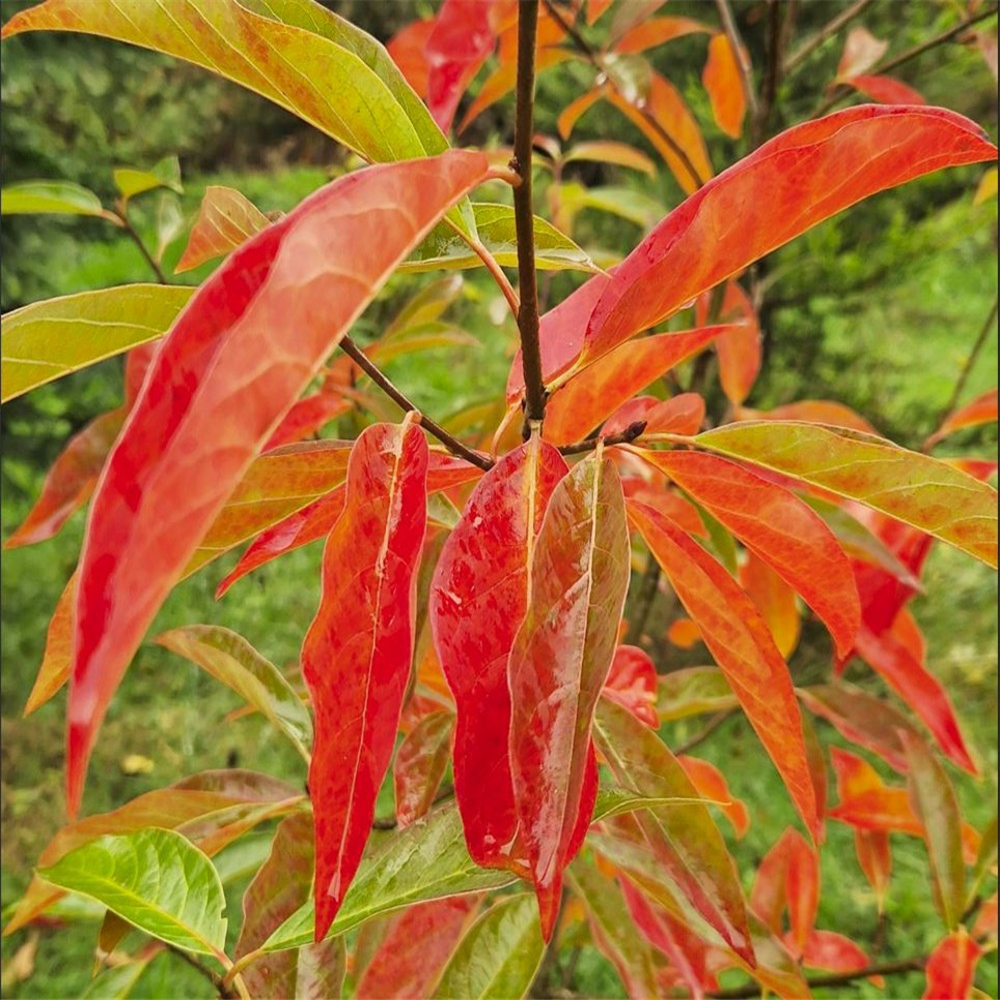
<box><xmin>568</xmin><ymin>854</ymin><xmax>661</xmax><ymax>1000</ymax></box>
<box><xmin>175</xmin><ymin>185</ymin><xmax>271</xmax><ymax>274</ymax></box>
<box><xmin>508</xmin><ymin>451</ymin><xmax>631</xmax><ymax>938</ymax></box>
<box><xmin>0</xmin><ymin>0</ymin><xmax>450</xmax><ymax>167</ymax></box>
<box><xmin>703</xmin><ymin>34</ymin><xmax>746</xmax><ymax>139</ymax></box>
<box><xmin>303</xmin><ymin>419</ymin><xmax>429</xmax><ymax>941</ymax></box>
<box><xmin>358</xmin><ymin>896</ymin><xmax>481</xmax><ymax>999</ymax></box>
<box><xmin>113</xmin><ymin>156</ymin><xmax>182</xmax><ymax>200</ymax></box>
<box><xmin>39</xmin><ymin>830</ymin><xmax>227</xmax><ymax>956</ymax></box>
<box><xmin>0</xmin><ymin>179</ymin><xmax>115</xmax><ymax>220</ymax></box>
<box><xmin>594</xmin><ymin>700</ymin><xmax>753</xmax><ymax>962</ymax></box>
<box><xmin>64</xmin><ymin>151</ymin><xmax>489</xmax><ymax>817</ymax></box>
<box><xmin>1</xmin><ymin>284</ymin><xmax>192</xmax><ymax>403</ymax></box>
<box><xmin>697</xmin><ymin>282</ymin><xmax>761</xmax><ymax>406</ymax></box>
<box><xmin>602</xmin><ymin>645</ymin><xmax>659</xmax><ymax>729</ymax></box>
<box><xmin>433</xmin><ymin>894</ymin><xmax>545</xmax><ymax>1000</ymax></box>
<box><xmin>846</xmin><ymin>74</ymin><xmax>926</xmax><ymax>105</ymax></box>
<box><xmin>627</xmin><ymin>500</ymin><xmax>820</xmax><ymax>840</ymax></box>
<box><xmin>693</xmin><ymin>421</ymin><xmax>999</xmax><ymax>569</ymax></box>
<box><xmin>550</xmin><ymin>107</ymin><xmax>995</xmax><ymax>377</ymax></box>
<box><xmin>155</xmin><ymin>625</ymin><xmax>313</xmax><ymax>761</ymax></box>
<box><xmin>923</xmin><ymin>929</ymin><xmax>982</xmax><ymax>1000</ymax></box>
<box><xmin>236</xmin><ymin>814</ymin><xmax>345</xmax><ymax>1000</ymax></box>
<box><xmin>393</xmin><ymin>710</ymin><xmax>454</xmax><ymax>828</ymax></box>
<box><xmin>430</xmin><ymin>437</ymin><xmax>567</xmax><ymax>875</ymax></box>
<box><xmin>657</xmin><ymin>667</ymin><xmax>738</xmax><ymax>720</ymax></box>
<box><xmin>854</xmin><ymin>829</ymin><xmax>893</xmax><ymax>912</ymax></box>
<box><xmin>678</xmin><ymin>756</ymin><xmax>750</xmax><ymax>838</ymax></box>
<box><xmin>155</xmin><ymin>192</ymin><xmax>185</xmax><ymax>263</ymax></box>
<box><xmin>828</xmin><ymin>746</ymin><xmax>924</xmax><ymax>836</ymax></box>
<box><xmin>902</xmin><ymin>729</ymin><xmax>966</xmax><ymax>931</ymax></box>
<box><xmin>541</xmin><ymin>326</ymin><xmax>726</xmax><ymax>445</ymax></box>
<box><xmin>22</xmin><ymin>572</ymin><xmax>73</xmax><ymax>716</ymax></box>
<box><xmin>926</xmin><ymin>388</ymin><xmax>998</xmax><ymax>448</ymax></box>
<box><xmin>557</xmin><ymin>87</ymin><xmax>607</xmax><ymax>140</ymax></box>
<box><xmin>262</xmin><ymin>804</ymin><xmax>516</xmax><ymax>952</ymax></box>
<box><xmin>614</xmin><ymin>16</ymin><xmax>711</xmax><ymax>54</ymax></box>
<box><xmin>633</xmin><ymin>448</ymin><xmax>860</xmax><ymax>658</ymax></box>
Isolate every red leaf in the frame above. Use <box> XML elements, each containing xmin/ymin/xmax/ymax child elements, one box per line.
<box><xmin>262</xmin><ymin>392</ymin><xmax>351</xmax><ymax>450</ymax></box>
<box><xmin>696</xmin><ymin>282</ymin><xmax>761</xmax><ymax>406</ymax></box>
<box><xmin>847</xmin><ymin>74</ymin><xmax>926</xmax><ymax>105</ymax></box>
<box><xmin>354</xmin><ymin>896</ymin><xmax>480</xmax><ymax>999</ymax></box>
<box><xmin>974</xmin><ymin>893</ymin><xmax>998</xmax><ymax>942</ymax></box>
<box><xmin>835</xmin><ymin>27</ymin><xmax>888</xmax><ymax>80</ymax></box>
<box><xmin>430</xmin><ymin>437</ymin><xmax>567</xmax><ymax>876</ymax></box>
<box><xmin>923</xmin><ymin>929</ymin><xmax>982</xmax><ymax>1000</ymax></box>
<box><xmin>5</xmin><ymin>408</ymin><xmax>125</xmax><ymax>548</ymax></box>
<box><xmin>302</xmin><ymin>419</ymin><xmax>429</xmax><ymax>940</ymax></box>
<box><xmin>703</xmin><ymin>33</ymin><xmax>747</xmax><ymax>139</ymax></box>
<box><xmin>603</xmin><ymin>645</ymin><xmax>659</xmax><ymax>729</ymax></box>
<box><xmin>425</xmin><ymin>0</ymin><xmax>498</xmax><ymax>132</ymax></box>
<box><xmin>926</xmin><ymin>387</ymin><xmax>998</xmax><ymax>448</ymax></box>
<box><xmin>393</xmin><ymin>710</ymin><xmax>454</xmax><ymax>829</ymax></box>
<box><xmin>541</xmin><ymin>326</ymin><xmax>726</xmax><ymax>445</ymax></box>
<box><xmin>508</xmin><ymin>451</ymin><xmax>631</xmax><ymax>938</ymax></box>
<box><xmin>64</xmin><ymin>150</ymin><xmax>488</xmax><ymax>816</ymax></box>
<box><xmin>531</xmin><ymin>107</ymin><xmax>994</xmax><ymax>379</ymax></box>
<box><xmin>22</xmin><ymin>575</ymin><xmax>75</xmax><ymax>716</ymax></box>
<box><xmin>622</xmin><ymin>478</ymin><xmax>708</xmax><ymax>539</ymax></box>
<box><xmin>627</xmin><ymin>499</ymin><xmax>820</xmax><ymax>840</ymax></box>
<box><xmin>387</xmin><ymin>17</ymin><xmax>436</xmax><ymax>98</ymax></box>
<box><xmin>799</xmin><ymin>928</ymin><xmax>870</xmax><ymax>974</ymax></box>
<box><xmin>750</xmin><ymin>828</ymin><xmax>817</xmax><ymax>951</ymax></box>
<box><xmin>603</xmin><ymin>393</ymin><xmax>706</xmax><ymax>438</ymax></box>
<box><xmin>124</xmin><ymin>342</ymin><xmax>159</xmax><ymax>407</ymax></box>
<box><xmin>855</xmin><ymin>625</ymin><xmax>976</xmax><ymax>774</ymax></box>
<box><xmin>632</xmin><ymin>449</ymin><xmax>860</xmax><ymax>660</ymax></box>
<box><xmin>678</xmin><ymin>756</ymin><xmax>750</xmax><ymax>838</ymax></box>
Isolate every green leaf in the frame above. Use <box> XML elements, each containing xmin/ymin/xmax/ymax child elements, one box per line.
<box><xmin>969</xmin><ymin>812</ymin><xmax>998</xmax><ymax>905</ymax></box>
<box><xmin>593</xmin><ymin>786</ymin><xmax>723</xmax><ymax>822</ymax></box>
<box><xmin>1</xmin><ymin>0</ymin><xmax>448</xmax><ymax>167</ymax></box>
<box><xmin>1</xmin><ymin>180</ymin><xmax>115</xmax><ymax>219</ymax></box>
<box><xmin>1</xmin><ymin>284</ymin><xmax>193</xmax><ymax>402</ymax></box>
<box><xmin>155</xmin><ymin>625</ymin><xmax>312</xmax><ymax>761</ymax></box>
<box><xmin>694</xmin><ymin>421</ymin><xmax>999</xmax><ymax>569</ymax></box>
<box><xmin>433</xmin><ymin>895</ymin><xmax>544</xmax><ymax>1000</ymax></box>
<box><xmin>558</xmin><ymin>182</ymin><xmax>665</xmax><ymax>229</ymax></box>
<box><xmin>402</xmin><ymin>204</ymin><xmax>599</xmax><ymax>273</ymax></box>
<box><xmin>657</xmin><ymin>667</ymin><xmax>738</xmax><ymax>721</ymax></box>
<box><xmin>901</xmin><ymin>730</ymin><xmax>966</xmax><ymax>930</ymax></box>
<box><xmin>114</xmin><ymin>155</ymin><xmax>183</xmax><ymax>199</ymax></box>
<box><xmin>39</xmin><ymin>829</ymin><xmax>227</xmax><ymax>956</ymax></box>
<box><xmin>155</xmin><ymin>192</ymin><xmax>186</xmax><ymax>262</ymax></box>
<box><xmin>81</xmin><ymin>954</ymin><xmax>157</xmax><ymax>999</ymax></box>
<box><xmin>263</xmin><ymin>804</ymin><xmax>516</xmax><ymax>951</ymax></box>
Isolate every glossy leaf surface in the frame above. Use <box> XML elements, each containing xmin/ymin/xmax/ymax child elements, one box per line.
<box><xmin>634</xmin><ymin>448</ymin><xmax>860</xmax><ymax>658</ymax></box>
<box><xmin>627</xmin><ymin>500</ymin><xmax>819</xmax><ymax>839</ymax></box>
<box><xmin>393</xmin><ymin>710</ymin><xmax>454</xmax><ymax>828</ymax></box>
<box><xmin>1</xmin><ymin>0</ymin><xmax>449</xmax><ymax>166</ymax></box>
<box><xmin>155</xmin><ymin>626</ymin><xmax>313</xmax><ymax>760</ymax></box>
<box><xmin>433</xmin><ymin>895</ymin><xmax>545</xmax><ymax>1000</ymax></box>
<box><xmin>594</xmin><ymin>700</ymin><xmax>753</xmax><ymax>961</ymax></box>
<box><xmin>39</xmin><ymin>829</ymin><xmax>226</xmax><ymax>956</ymax></box>
<box><xmin>236</xmin><ymin>814</ymin><xmax>345</xmax><ymax>1000</ymax></box>
<box><xmin>1</xmin><ymin>284</ymin><xmax>192</xmax><ymax>403</ymax></box>
<box><xmin>65</xmin><ymin>151</ymin><xmax>489</xmax><ymax>817</ymax></box>
<box><xmin>430</xmin><ymin>437</ymin><xmax>567</xmax><ymax>873</ymax></box>
<box><xmin>508</xmin><ymin>452</ymin><xmax>631</xmax><ymax>937</ymax></box>
<box><xmin>302</xmin><ymin>420</ymin><xmax>429</xmax><ymax>941</ymax></box>
<box><xmin>263</xmin><ymin>804</ymin><xmax>516</xmax><ymax>951</ymax></box>
<box><xmin>175</xmin><ymin>185</ymin><xmax>270</xmax><ymax>273</ymax></box>
<box><xmin>694</xmin><ymin>421</ymin><xmax>999</xmax><ymax>568</ymax></box>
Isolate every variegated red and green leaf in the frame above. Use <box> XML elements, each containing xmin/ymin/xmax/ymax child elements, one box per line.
<box><xmin>393</xmin><ymin>710</ymin><xmax>455</xmax><ymax>829</ymax></box>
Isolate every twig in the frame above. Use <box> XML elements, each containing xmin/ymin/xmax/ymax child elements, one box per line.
<box><xmin>752</xmin><ymin>0</ymin><xmax>787</xmax><ymax>148</ymax></box>
<box><xmin>167</xmin><ymin>944</ymin><xmax>239</xmax><ymax>999</ymax></box>
<box><xmin>630</xmin><ymin>556</ymin><xmax>662</xmax><ymax>641</ymax></box>
<box><xmin>715</xmin><ymin>0</ymin><xmax>759</xmax><ymax>121</ymax></box>
<box><xmin>118</xmin><ymin>202</ymin><xmax>167</xmax><ymax>284</ymax></box>
<box><xmin>513</xmin><ymin>0</ymin><xmax>547</xmax><ymax>430</ymax></box>
<box><xmin>339</xmin><ymin>336</ymin><xmax>494</xmax><ymax>471</ymax></box>
<box><xmin>529</xmin><ymin>887</ymin><xmax>569</xmax><ymax>999</ymax></box>
<box><xmin>708</xmin><ymin>955</ymin><xmax>925</xmax><ymax>998</ymax></box>
<box><xmin>442</xmin><ymin>215</ymin><xmax>520</xmax><ymax>319</ymax></box>
<box><xmin>558</xmin><ymin>420</ymin><xmax>647</xmax><ymax>456</ymax></box>
<box><xmin>674</xmin><ymin>710</ymin><xmax>736</xmax><ymax>755</ymax></box>
<box><xmin>931</xmin><ymin>293</ymin><xmax>998</xmax><ymax>439</ymax></box>
<box><xmin>783</xmin><ymin>0</ymin><xmax>872</xmax><ymax>74</ymax></box>
<box><xmin>816</xmin><ymin>5</ymin><xmax>999</xmax><ymax>116</ymax></box>
<box><xmin>542</xmin><ymin>0</ymin><xmax>707</xmax><ymax>190</ymax></box>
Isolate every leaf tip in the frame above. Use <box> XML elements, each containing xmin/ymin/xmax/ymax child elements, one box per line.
<box><xmin>534</xmin><ymin>876</ymin><xmax>563</xmax><ymax>943</ymax></box>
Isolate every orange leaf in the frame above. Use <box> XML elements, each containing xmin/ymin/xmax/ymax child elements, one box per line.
<box><xmin>923</xmin><ymin>929</ymin><xmax>982</xmax><ymax>1000</ymax></box>
<box><xmin>703</xmin><ymin>34</ymin><xmax>746</xmax><ymax>139</ymax></box>
<box><xmin>174</xmin><ymin>186</ymin><xmax>270</xmax><ymax>274</ymax></box>
<box><xmin>303</xmin><ymin>420</ymin><xmax>429</xmax><ymax>941</ymax></box>
<box><xmin>627</xmin><ymin>499</ymin><xmax>820</xmax><ymax>840</ymax></box>
<box><xmin>603</xmin><ymin>393</ymin><xmax>706</xmax><ymax>438</ymax></box>
<box><xmin>22</xmin><ymin>575</ymin><xmax>75</xmax><ymax>717</ymax></box>
<box><xmin>740</xmin><ymin>552</ymin><xmax>800</xmax><ymax>660</ymax></box>
<box><xmin>799</xmin><ymin>929</ymin><xmax>870</xmax><ymax>974</ymax></box>
<box><xmin>854</xmin><ymin>828</ymin><xmax>893</xmax><ymax>912</ymax></box>
<box><xmin>558</xmin><ymin>87</ymin><xmax>607</xmax><ymax>140</ymax></box>
<box><xmin>386</xmin><ymin>17</ymin><xmax>435</xmax><ymax>98</ymax></box>
<box><xmin>737</xmin><ymin>399</ymin><xmax>879</xmax><ymax>434</ymax></box>
<box><xmin>64</xmin><ymin>150</ymin><xmax>490</xmax><ymax>818</ymax></box>
<box><xmin>847</xmin><ymin>74</ymin><xmax>926</xmax><ymax>105</ymax></box>
<box><xmin>603</xmin><ymin>645</ymin><xmax>660</xmax><ymax>729</ymax></box>
<box><xmin>678</xmin><ymin>756</ymin><xmax>750</xmax><ymax>838</ymax></box>
<box><xmin>926</xmin><ymin>388</ymin><xmax>998</xmax><ymax>448</ymax></box>
<box><xmin>509</xmin><ymin>452</ymin><xmax>630</xmax><ymax>938</ymax></box>
<box><xmin>614</xmin><ymin>16</ymin><xmax>711</xmax><ymax>55</ymax></box>
<box><xmin>667</xmin><ymin>618</ymin><xmax>702</xmax><ymax>649</ymax></box>
<box><xmin>696</xmin><ymin>282</ymin><xmax>760</xmax><ymax>406</ymax></box>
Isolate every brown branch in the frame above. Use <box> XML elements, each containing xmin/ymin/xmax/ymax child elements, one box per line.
<box><xmin>558</xmin><ymin>420</ymin><xmax>647</xmax><ymax>456</ymax></box>
<box><xmin>118</xmin><ymin>203</ymin><xmax>167</xmax><ymax>284</ymax></box>
<box><xmin>783</xmin><ymin>0</ymin><xmax>873</xmax><ymax>74</ymax></box>
<box><xmin>339</xmin><ymin>336</ymin><xmax>494</xmax><ymax>471</ymax></box>
<box><xmin>513</xmin><ymin>0</ymin><xmax>546</xmax><ymax>430</ymax></box>
<box><xmin>715</xmin><ymin>0</ymin><xmax>759</xmax><ymax>121</ymax></box>
<box><xmin>816</xmin><ymin>5</ymin><xmax>999</xmax><ymax>116</ymax></box>
<box><xmin>167</xmin><ymin>943</ymin><xmax>238</xmax><ymax>999</ymax></box>
<box><xmin>629</xmin><ymin>556</ymin><xmax>662</xmax><ymax>641</ymax></box>
<box><xmin>674</xmin><ymin>710</ymin><xmax>736</xmax><ymax>755</ymax></box>
<box><xmin>542</xmin><ymin>0</ymin><xmax>707</xmax><ymax>190</ymax></box>
<box><xmin>708</xmin><ymin>956</ymin><xmax>925</xmax><ymax>999</ymax></box>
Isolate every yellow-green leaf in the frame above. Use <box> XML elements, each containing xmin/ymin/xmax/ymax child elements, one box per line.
<box><xmin>0</xmin><ymin>180</ymin><xmax>115</xmax><ymax>220</ymax></box>
<box><xmin>113</xmin><ymin>155</ymin><xmax>183</xmax><ymax>199</ymax></box>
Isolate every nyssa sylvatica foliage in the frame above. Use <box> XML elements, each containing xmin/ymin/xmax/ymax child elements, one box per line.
<box><xmin>1</xmin><ymin>1</ymin><xmax>998</xmax><ymax>998</ymax></box>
